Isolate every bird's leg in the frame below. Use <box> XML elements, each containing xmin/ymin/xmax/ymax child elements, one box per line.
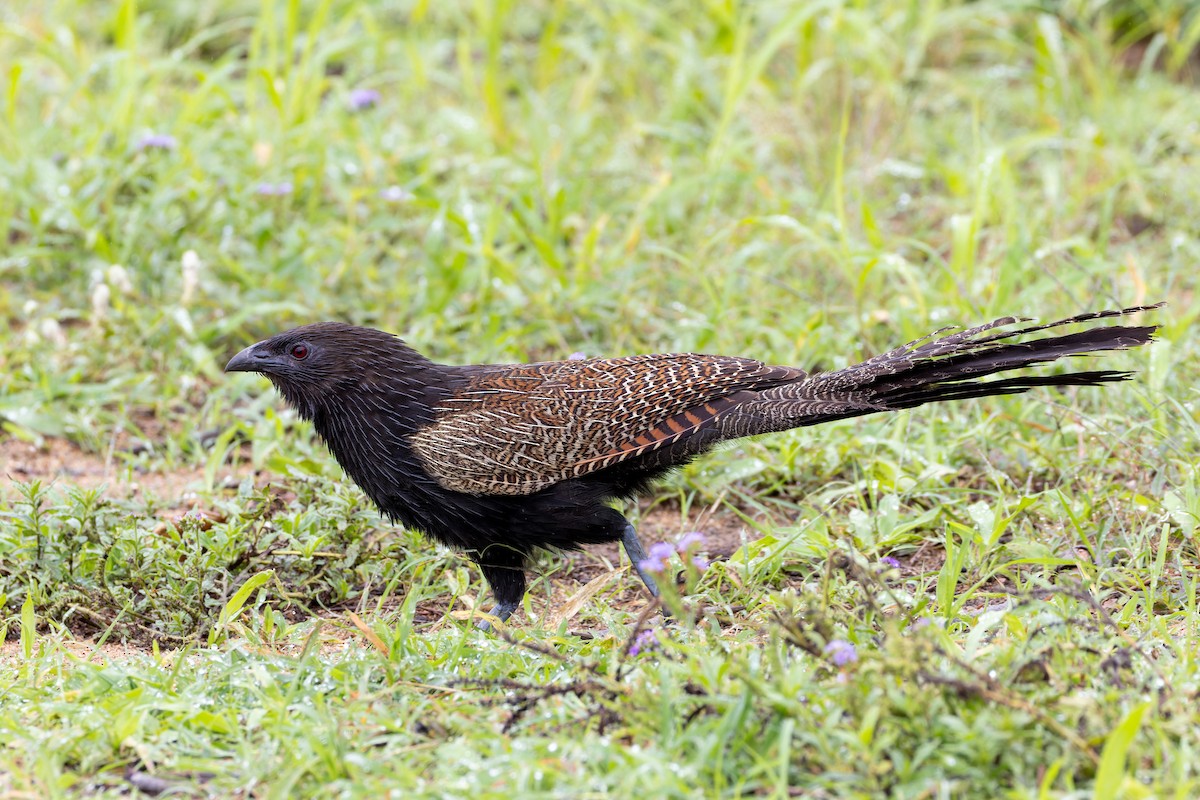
<box><xmin>619</xmin><ymin>522</ymin><xmax>661</xmax><ymax>598</ymax></box>
<box><xmin>476</xmin><ymin>551</ymin><xmax>527</xmax><ymax>632</ymax></box>
<box><xmin>478</xmin><ymin>600</ymin><xmax>519</xmax><ymax>632</ymax></box>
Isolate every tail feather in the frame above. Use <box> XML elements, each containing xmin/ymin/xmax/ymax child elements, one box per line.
<box><xmin>873</xmin><ymin>324</ymin><xmax>1159</xmax><ymax>393</ymax></box>
<box><xmin>700</xmin><ymin>304</ymin><xmax>1161</xmax><ymax>440</ymax></box>
<box><xmin>802</xmin><ymin>303</ymin><xmax>1161</xmax><ymax>419</ymax></box>
<box><xmin>881</xmin><ymin>370</ymin><xmax>1135</xmax><ymax>410</ymax></box>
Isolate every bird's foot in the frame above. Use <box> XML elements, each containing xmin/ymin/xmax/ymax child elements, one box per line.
<box><xmin>476</xmin><ymin>600</ymin><xmax>518</xmax><ymax>632</ymax></box>
<box><xmin>619</xmin><ymin>522</ymin><xmax>661</xmax><ymax>599</ymax></box>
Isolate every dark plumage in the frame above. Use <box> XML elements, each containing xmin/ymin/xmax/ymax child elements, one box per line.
<box><xmin>225</xmin><ymin>304</ymin><xmax>1160</xmax><ymax>626</ymax></box>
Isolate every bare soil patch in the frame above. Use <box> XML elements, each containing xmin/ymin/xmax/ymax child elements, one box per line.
<box><xmin>0</xmin><ymin>638</ymin><xmax>165</xmax><ymax>668</ymax></box>
<box><xmin>1</xmin><ymin>435</ymin><xmax>248</xmax><ymax>503</ymax></box>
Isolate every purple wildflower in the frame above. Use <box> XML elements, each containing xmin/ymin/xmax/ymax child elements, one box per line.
<box><xmin>567</xmin><ymin>352</ymin><xmax>587</xmax><ymax>361</ymax></box>
<box><xmin>379</xmin><ymin>186</ymin><xmax>412</xmax><ymax>203</ymax></box>
<box><xmin>824</xmin><ymin>639</ymin><xmax>858</xmax><ymax>667</ymax></box>
<box><xmin>676</xmin><ymin>531</ymin><xmax>707</xmax><ymax>551</ymax></box>
<box><xmin>638</xmin><ymin>541</ymin><xmax>675</xmax><ymax>574</ymax></box>
<box><xmin>691</xmin><ymin>556</ymin><xmax>709</xmax><ymax>571</ymax></box>
<box><xmin>880</xmin><ymin>556</ymin><xmax>901</xmax><ymax>569</ymax></box>
<box><xmin>348</xmin><ymin>88</ymin><xmax>381</xmax><ymax>111</ymax></box>
<box><xmin>648</xmin><ymin>542</ymin><xmax>674</xmax><ymax>559</ymax></box>
<box><xmin>255</xmin><ymin>182</ymin><xmax>293</xmax><ymax>197</ymax></box>
<box><xmin>136</xmin><ymin>133</ymin><xmax>177</xmax><ymax>151</ymax></box>
<box><xmin>628</xmin><ymin>628</ymin><xmax>657</xmax><ymax>656</ymax></box>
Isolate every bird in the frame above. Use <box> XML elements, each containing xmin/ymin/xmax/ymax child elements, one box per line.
<box><xmin>225</xmin><ymin>304</ymin><xmax>1160</xmax><ymax>626</ymax></box>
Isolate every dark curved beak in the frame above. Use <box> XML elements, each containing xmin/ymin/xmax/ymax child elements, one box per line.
<box><xmin>225</xmin><ymin>342</ymin><xmax>272</xmax><ymax>374</ymax></box>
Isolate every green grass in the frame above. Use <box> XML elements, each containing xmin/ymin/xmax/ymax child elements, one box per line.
<box><xmin>2</xmin><ymin>0</ymin><xmax>1199</xmax><ymax>796</ymax></box>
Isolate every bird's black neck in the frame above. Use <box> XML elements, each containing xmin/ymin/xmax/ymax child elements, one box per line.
<box><xmin>307</xmin><ymin>366</ymin><xmax>456</xmax><ymax>530</ymax></box>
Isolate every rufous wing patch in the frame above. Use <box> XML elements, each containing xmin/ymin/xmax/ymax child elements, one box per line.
<box><xmin>569</xmin><ymin>393</ymin><xmax>753</xmax><ymax>474</ymax></box>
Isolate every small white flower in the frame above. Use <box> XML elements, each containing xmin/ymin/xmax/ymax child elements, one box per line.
<box><xmin>379</xmin><ymin>185</ymin><xmax>411</xmax><ymax>203</ymax></box>
<box><xmin>181</xmin><ymin>250</ymin><xmax>202</xmax><ymax>305</ymax></box>
<box><xmin>38</xmin><ymin>318</ymin><xmax>67</xmax><ymax>347</ymax></box>
<box><xmin>91</xmin><ymin>282</ymin><xmax>111</xmax><ymax>324</ymax></box>
<box><xmin>107</xmin><ymin>264</ymin><xmax>134</xmax><ymax>295</ymax></box>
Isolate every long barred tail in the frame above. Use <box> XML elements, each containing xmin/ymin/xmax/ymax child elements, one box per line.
<box><xmin>852</xmin><ymin>304</ymin><xmax>1162</xmax><ymax>412</ymax></box>
<box><xmin>725</xmin><ymin>304</ymin><xmax>1164</xmax><ymax>434</ymax></box>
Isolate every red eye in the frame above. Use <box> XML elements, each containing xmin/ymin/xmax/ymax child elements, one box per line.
<box><xmin>290</xmin><ymin>344</ymin><xmax>309</xmax><ymax>360</ymax></box>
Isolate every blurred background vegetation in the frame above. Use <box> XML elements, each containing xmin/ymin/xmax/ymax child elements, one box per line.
<box><xmin>1</xmin><ymin>0</ymin><xmax>1198</xmax><ymax>796</ymax></box>
<box><xmin>2</xmin><ymin>0</ymin><xmax>1195</xmax><ymax>444</ymax></box>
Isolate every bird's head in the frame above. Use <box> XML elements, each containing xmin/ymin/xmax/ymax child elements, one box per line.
<box><xmin>225</xmin><ymin>322</ymin><xmax>433</xmax><ymax>419</ymax></box>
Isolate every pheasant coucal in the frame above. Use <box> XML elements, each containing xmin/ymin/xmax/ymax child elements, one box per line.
<box><xmin>225</xmin><ymin>304</ymin><xmax>1160</xmax><ymax>626</ymax></box>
